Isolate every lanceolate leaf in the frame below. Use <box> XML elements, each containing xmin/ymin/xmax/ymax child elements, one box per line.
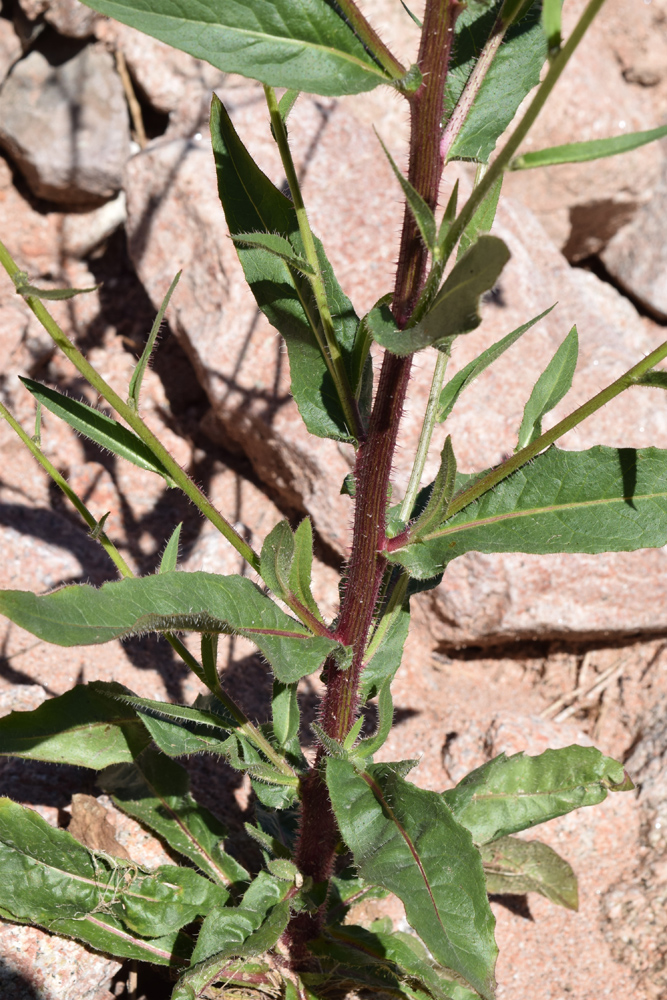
<box><xmin>211</xmin><ymin>96</ymin><xmax>369</xmax><ymax>442</ymax></box>
<box><xmin>457</xmin><ymin>174</ymin><xmax>503</xmax><ymax>259</ymax></box>
<box><xmin>360</xmin><ymin>599</ymin><xmax>411</xmax><ymax>701</ymax></box>
<box><xmin>261</xmin><ymin>520</ymin><xmax>295</xmax><ymax>602</ymax></box>
<box><xmin>128</xmin><ymin>271</ymin><xmax>180</xmax><ymax>410</ymax></box>
<box><xmin>289</xmin><ymin>518</ymin><xmax>323</xmax><ymax>622</ymax></box>
<box><xmin>100</xmin><ymin>748</ymin><xmax>249</xmax><ymax>886</ymax></box>
<box><xmin>378</xmin><ymin>134</ymin><xmax>436</xmax><ymax>251</ymax></box>
<box><xmin>0</xmin><ymin>681</ymin><xmax>150</xmax><ymax>768</ymax></box>
<box><xmin>388</xmin><ymin>446</ymin><xmax>667</xmax><ymax>579</ymax></box>
<box><xmin>437</xmin><ymin>306</ymin><xmax>555</xmax><ymax>423</ymax></box>
<box><xmin>369</xmin><ymin>236</ymin><xmax>510</xmax><ymax>355</ymax></box>
<box><xmin>516</xmin><ymin>325</ymin><xmax>578</xmax><ymax>450</ymax></box>
<box><xmin>326</xmin><ymin>760</ymin><xmax>497</xmax><ymax>999</ymax></box>
<box><xmin>442</xmin><ymin>746</ymin><xmax>632</xmax><ymax>845</ymax></box>
<box><xmin>159</xmin><ymin>523</ymin><xmax>182</xmax><ymax>573</ymax></box>
<box><xmin>20</xmin><ymin>378</ymin><xmax>175</xmax><ymax>485</ymax></box>
<box><xmin>0</xmin><ymin>572</ymin><xmax>339</xmax><ymax>683</ymax></box>
<box><xmin>271</xmin><ymin>681</ymin><xmax>300</xmax><ymax>748</ymax></box>
<box><xmin>445</xmin><ymin>0</ymin><xmax>547</xmax><ymax>163</ymax></box>
<box><xmin>481</xmin><ymin>836</ymin><xmax>578</xmax><ymax>910</ymax></box>
<box><xmin>511</xmin><ymin>124</ymin><xmax>667</xmax><ymax>170</ymax></box>
<box><xmin>0</xmin><ymin>799</ymin><xmax>226</xmax><ymax>949</ymax></box>
<box><xmin>79</xmin><ymin>0</ymin><xmax>391</xmax><ymax>96</ymax></box>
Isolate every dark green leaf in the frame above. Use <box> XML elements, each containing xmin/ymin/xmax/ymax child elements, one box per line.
<box><xmin>159</xmin><ymin>523</ymin><xmax>182</xmax><ymax>574</ymax></box>
<box><xmin>20</xmin><ymin>378</ymin><xmax>175</xmax><ymax>485</ymax></box>
<box><xmin>635</xmin><ymin>370</ymin><xmax>667</xmax><ymax>390</ymax></box>
<box><xmin>327</xmin><ymin>760</ymin><xmax>497</xmax><ymax>999</ymax></box>
<box><xmin>481</xmin><ymin>836</ymin><xmax>578</xmax><ymax>910</ymax></box>
<box><xmin>289</xmin><ymin>518</ymin><xmax>323</xmax><ymax>622</ymax></box>
<box><xmin>437</xmin><ymin>306</ymin><xmax>555</xmax><ymax>423</ymax></box>
<box><xmin>511</xmin><ymin>123</ymin><xmax>667</xmax><ymax>170</ymax></box>
<box><xmin>100</xmin><ymin>747</ymin><xmax>249</xmax><ymax>886</ymax></box>
<box><xmin>412</xmin><ymin>436</ymin><xmax>457</xmax><ymax>537</ymax></box>
<box><xmin>0</xmin><ymin>571</ymin><xmax>339</xmax><ymax>683</ymax></box>
<box><xmin>230</xmin><ymin>233</ymin><xmax>315</xmax><ymax>275</ymax></box>
<box><xmin>79</xmin><ymin>0</ymin><xmax>390</xmax><ymax>96</ymax></box>
<box><xmin>388</xmin><ymin>446</ymin><xmax>667</xmax><ymax>579</ymax></box>
<box><xmin>442</xmin><ymin>746</ymin><xmax>632</xmax><ymax>845</ymax></box>
<box><xmin>370</xmin><ymin>236</ymin><xmax>510</xmax><ymax>355</ymax></box>
<box><xmin>516</xmin><ymin>325</ymin><xmax>578</xmax><ymax>450</ymax></box>
<box><xmin>128</xmin><ymin>271</ymin><xmax>180</xmax><ymax>410</ymax></box>
<box><xmin>354</xmin><ymin>680</ymin><xmax>393</xmax><ymax>758</ymax></box>
<box><xmin>445</xmin><ymin>0</ymin><xmax>547</xmax><ymax>163</ymax></box>
<box><xmin>271</xmin><ymin>681</ymin><xmax>300</xmax><ymax>748</ymax></box>
<box><xmin>378</xmin><ymin>134</ymin><xmax>436</xmax><ymax>251</ymax></box>
<box><xmin>261</xmin><ymin>520</ymin><xmax>294</xmax><ymax>602</ymax></box>
<box><xmin>211</xmin><ymin>95</ymin><xmax>368</xmax><ymax>442</ymax></box>
<box><xmin>199</xmin><ymin>633</ymin><xmax>219</xmax><ymax>694</ymax></box>
<box><xmin>0</xmin><ymin>681</ymin><xmax>150</xmax><ymax>768</ymax></box>
<box><xmin>0</xmin><ymin>799</ymin><xmax>226</xmax><ymax>941</ymax></box>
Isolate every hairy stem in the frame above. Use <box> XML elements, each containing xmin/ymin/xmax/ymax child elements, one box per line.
<box><xmin>289</xmin><ymin>0</ymin><xmax>461</xmax><ymax>958</ymax></box>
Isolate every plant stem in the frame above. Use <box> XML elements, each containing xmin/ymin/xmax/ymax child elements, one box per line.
<box><xmin>400</xmin><ymin>350</ymin><xmax>449</xmax><ymax>522</ymax></box>
<box><xmin>263</xmin><ymin>86</ymin><xmax>362</xmax><ymax>442</ymax></box>
<box><xmin>0</xmin><ymin>396</ymin><xmax>293</xmax><ymax>775</ymax></box>
<box><xmin>388</xmin><ymin>335</ymin><xmax>667</xmax><ymax>548</ymax></box>
<box><xmin>289</xmin><ymin>0</ymin><xmax>461</xmax><ymax>959</ymax></box>
<box><xmin>333</xmin><ymin>0</ymin><xmax>407</xmax><ymax>79</ymax></box>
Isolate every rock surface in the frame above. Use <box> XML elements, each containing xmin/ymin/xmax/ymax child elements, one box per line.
<box><xmin>0</xmin><ymin>43</ymin><xmax>129</xmax><ymax>205</ymax></box>
<box><xmin>601</xmin><ymin>157</ymin><xmax>667</xmax><ymax>320</ymax></box>
<box><xmin>0</xmin><ymin>18</ymin><xmax>21</xmax><ymax>83</ymax></box>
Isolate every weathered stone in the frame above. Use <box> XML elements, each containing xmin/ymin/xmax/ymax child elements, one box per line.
<box><xmin>601</xmin><ymin>160</ymin><xmax>667</xmax><ymax>320</ymax></box>
<box><xmin>0</xmin><ymin>18</ymin><xmax>21</xmax><ymax>85</ymax></box>
<box><xmin>0</xmin><ymin>43</ymin><xmax>130</xmax><ymax>205</ymax></box>
<box><xmin>95</xmin><ymin>18</ymin><xmax>225</xmax><ymax>138</ymax></box>
<box><xmin>501</xmin><ymin>0</ymin><xmax>667</xmax><ymax>257</ymax></box>
<box><xmin>43</xmin><ymin>0</ymin><xmax>99</xmax><ymax>38</ymax></box>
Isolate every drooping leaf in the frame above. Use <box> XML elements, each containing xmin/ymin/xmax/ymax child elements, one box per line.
<box><xmin>128</xmin><ymin>271</ymin><xmax>180</xmax><ymax>410</ymax></box>
<box><xmin>100</xmin><ymin>747</ymin><xmax>249</xmax><ymax>886</ymax></box>
<box><xmin>445</xmin><ymin>0</ymin><xmax>547</xmax><ymax>163</ymax></box>
<box><xmin>12</xmin><ymin>270</ymin><xmax>98</xmax><ymax>299</ymax></box>
<box><xmin>271</xmin><ymin>680</ymin><xmax>300</xmax><ymax>749</ymax></box>
<box><xmin>481</xmin><ymin>836</ymin><xmax>578</xmax><ymax>910</ymax></box>
<box><xmin>378</xmin><ymin>134</ymin><xmax>436</xmax><ymax>252</ymax></box>
<box><xmin>442</xmin><ymin>746</ymin><xmax>632</xmax><ymax>846</ymax></box>
<box><xmin>0</xmin><ymin>799</ymin><xmax>226</xmax><ymax>944</ymax></box>
<box><xmin>436</xmin><ymin>306</ymin><xmax>555</xmax><ymax>423</ymax></box>
<box><xmin>159</xmin><ymin>522</ymin><xmax>182</xmax><ymax>573</ymax></box>
<box><xmin>511</xmin><ymin>123</ymin><xmax>667</xmax><ymax>170</ymax></box>
<box><xmin>211</xmin><ymin>96</ymin><xmax>369</xmax><ymax>442</ymax></box>
<box><xmin>0</xmin><ymin>681</ymin><xmax>150</xmax><ymax>768</ymax></box>
<box><xmin>79</xmin><ymin>0</ymin><xmax>392</xmax><ymax>96</ymax></box>
<box><xmin>19</xmin><ymin>377</ymin><xmax>175</xmax><ymax>485</ymax></box>
<box><xmin>0</xmin><ymin>571</ymin><xmax>339</xmax><ymax>684</ymax></box>
<box><xmin>387</xmin><ymin>446</ymin><xmax>667</xmax><ymax>579</ymax></box>
<box><xmin>326</xmin><ymin>759</ymin><xmax>497</xmax><ymax>999</ymax></box>
<box><xmin>230</xmin><ymin>233</ymin><xmax>315</xmax><ymax>275</ymax></box>
<box><xmin>516</xmin><ymin>325</ymin><xmax>578</xmax><ymax>450</ymax></box>
<box><xmin>369</xmin><ymin>236</ymin><xmax>510</xmax><ymax>355</ymax></box>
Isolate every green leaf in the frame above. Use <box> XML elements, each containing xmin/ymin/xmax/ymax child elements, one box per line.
<box><xmin>128</xmin><ymin>271</ymin><xmax>180</xmax><ymax>411</ymax></box>
<box><xmin>200</xmin><ymin>633</ymin><xmax>219</xmax><ymax>693</ymax></box>
<box><xmin>516</xmin><ymin>325</ymin><xmax>578</xmax><ymax>450</ymax></box>
<box><xmin>511</xmin><ymin>123</ymin><xmax>667</xmax><ymax>170</ymax></box>
<box><xmin>436</xmin><ymin>306</ymin><xmax>555</xmax><ymax>423</ymax></box>
<box><xmin>457</xmin><ymin>174</ymin><xmax>503</xmax><ymax>259</ymax></box>
<box><xmin>190</xmin><ymin>872</ymin><xmax>289</xmax><ymax>965</ymax></box>
<box><xmin>211</xmin><ymin>95</ymin><xmax>369</xmax><ymax>442</ymax></box>
<box><xmin>230</xmin><ymin>233</ymin><xmax>315</xmax><ymax>275</ymax></box>
<box><xmin>399</xmin><ymin>0</ymin><xmax>423</xmax><ymax>27</ymax></box>
<box><xmin>0</xmin><ymin>681</ymin><xmax>150</xmax><ymax>768</ymax></box>
<box><xmin>354</xmin><ymin>679</ymin><xmax>393</xmax><ymax>758</ymax></box>
<box><xmin>12</xmin><ymin>270</ymin><xmax>98</xmax><ymax>300</ymax></box>
<box><xmin>19</xmin><ymin>377</ymin><xmax>175</xmax><ymax>486</ymax></box>
<box><xmin>271</xmin><ymin>680</ymin><xmax>300</xmax><ymax>748</ymax></box>
<box><xmin>159</xmin><ymin>523</ymin><xmax>182</xmax><ymax>573</ymax></box>
<box><xmin>278</xmin><ymin>89</ymin><xmax>300</xmax><ymax>124</ymax></box>
<box><xmin>360</xmin><ymin>599</ymin><xmax>411</xmax><ymax>701</ymax></box>
<box><xmin>289</xmin><ymin>518</ymin><xmax>323</xmax><ymax>622</ymax></box>
<box><xmin>481</xmin><ymin>836</ymin><xmax>578</xmax><ymax>910</ymax></box>
<box><xmin>0</xmin><ymin>571</ymin><xmax>339</xmax><ymax>683</ymax></box>
<box><xmin>442</xmin><ymin>746</ymin><xmax>632</xmax><ymax>845</ymax></box>
<box><xmin>388</xmin><ymin>446</ymin><xmax>667</xmax><ymax>579</ymax></box>
<box><xmin>0</xmin><ymin>799</ymin><xmax>226</xmax><ymax>943</ymax></box>
<box><xmin>412</xmin><ymin>436</ymin><xmax>457</xmax><ymax>537</ymax></box>
<box><xmin>635</xmin><ymin>370</ymin><xmax>667</xmax><ymax>390</ymax></box>
<box><xmin>326</xmin><ymin>760</ymin><xmax>497</xmax><ymax>999</ymax></box>
<box><xmin>437</xmin><ymin>181</ymin><xmax>459</xmax><ymax>250</ymax></box>
<box><xmin>378</xmin><ymin>133</ymin><xmax>436</xmax><ymax>252</ymax></box>
<box><xmin>445</xmin><ymin>0</ymin><xmax>547</xmax><ymax>163</ymax></box>
<box><xmin>100</xmin><ymin>747</ymin><xmax>249</xmax><ymax>886</ymax></box>
<box><xmin>370</xmin><ymin>236</ymin><xmax>510</xmax><ymax>355</ymax></box>
<box><xmin>541</xmin><ymin>0</ymin><xmax>562</xmax><ymax>53</ymax></box>
<box><xmin>79</xmin><ymin>0</ymin><xmax>390</xmax><ymax>96</ymax></box>
<box><xmin>261</xmin><ymin>520</ymin><xmax>295</xmax><ymax>602</ymax></box>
